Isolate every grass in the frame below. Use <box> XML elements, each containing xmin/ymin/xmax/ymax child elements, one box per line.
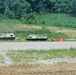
<box><xmin>0</xmin><ymin>13</ymin><xmax>76</xmax><ymax>28</ymax></box>
<box><xmin>0</xmin><ymin>55</ymin><xmax>4</xmax><ymax>63</ymax></box>
<box><xmin>35</xmin><ymin>13</ymin><xmax>76</xmax><ymax>28</ymax></box>
<box><xmin>1</xmin><ymin>19</ymin><xmax>22</xmax><ymax>24</ymax></box>
<box><xmin>7</xmin><ymin>48</ymin><xmax>76</xmax><ymax>64</ymax></box>
<box><xmin>0</xmin><ymin>22</ymin><xmax>69</xmax><ymax>41</ymax></box>
<box><xmin>14</xmin><ymin>29</ymin><xmax>68</xmax><ymax>41</ymax></box>
<box><xmin>0</xmin><ymin>13</ymin><xmax>76</xmax><ymax>41</ymax></box>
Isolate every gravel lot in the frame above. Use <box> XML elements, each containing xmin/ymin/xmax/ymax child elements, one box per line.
<box><xmin>0</xmin><ymin>42</ymin><xmax>76</xmax><ymax>51</ymax></box>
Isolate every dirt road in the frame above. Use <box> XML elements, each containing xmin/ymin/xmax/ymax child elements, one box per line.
<box><xmin>0</xmin><ymin>63</ymin><xmax>76</xmax><ymax>75</ymax></box>
<box><xmin>0</xmin><ymin>42</ymin><xmax>76</xmax><ymax>50</ymax></box>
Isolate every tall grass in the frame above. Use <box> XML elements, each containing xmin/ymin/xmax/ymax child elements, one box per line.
<box><xmin>35</xmin><ymin>13</ymin><xmax>76</xmax><ymax>28</ymax></box>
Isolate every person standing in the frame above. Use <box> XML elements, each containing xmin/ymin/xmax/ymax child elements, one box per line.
<box><xmin>52</xmin><ymin>37</ymin><xmax>54</xmax><ymax>41</ymax></box>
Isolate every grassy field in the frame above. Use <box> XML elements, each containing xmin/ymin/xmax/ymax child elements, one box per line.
<box><xmin>35</xmin><ymin>13</ymin><xmax>76</xmax><ymax>28</ymax></box>
<box><xmin>1</xmin><ymin>19</ymin><xmax>22</xmax><ymax>24</ymax></box>
<box><xmin>14</xmin><ymin>29</ymin><xmax>68</xmax><ymax>41</ymax></box>
<box><xmin>0</xmin><ymin>13</ymin><xmax>76</xmax><ymax>41</ymax></box>
<box><xmin>7</xmin><ymin>48</ymin><xmax>76</xmax><ymax>64</ymax></box>
<box><xmin>0</xmin><ymin>23</ymin><xmax>69</xmax><ymax>41</ymax></box>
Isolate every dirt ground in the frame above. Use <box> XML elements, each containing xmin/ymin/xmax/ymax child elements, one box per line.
<box><xmin>47</xmin><ymin>27</ymin><xmax>76</xmax><ymax>38</ymax></box>
<box><xmin>0</xmin><ymin>62</ymin><xmax>76</xmax><ymax>75</ymax></box>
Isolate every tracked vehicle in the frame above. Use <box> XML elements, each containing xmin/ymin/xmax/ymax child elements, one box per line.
<box><xmin>0</xmin><ymin>33</ymin><xmax>15</xmax><ymax>40</ymax></box>
<box><xmin>26</xmin><ymin>34</ymin><xmax>48</xmax><ymax>41</ymax></box>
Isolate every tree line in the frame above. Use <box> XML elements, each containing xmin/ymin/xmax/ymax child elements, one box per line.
<box><xmin>0</xmin><ymin>0</ymin><xmax>76</xmax><ymax>19</ymax></box>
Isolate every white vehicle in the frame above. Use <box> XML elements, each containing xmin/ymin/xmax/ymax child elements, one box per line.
<box><xmin>0</xmin><ymin>33</ymin><xmax>15</xmax><ymax>40</ymax></box>
<box><xmin>26</xmin><ymin>34</ymin><xmax>48</xmax><ymax>41</ymax></box>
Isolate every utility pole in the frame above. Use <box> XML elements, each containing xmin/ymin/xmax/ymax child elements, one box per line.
<box><xmin>58</xmin><ymin>8</ymin><xmax>60</xmax><ymax>24</ymax></box>
<box><xmin>58</xmin><ymin>2</ymin><xmax>61</xmax><ymax>26</ymax></box>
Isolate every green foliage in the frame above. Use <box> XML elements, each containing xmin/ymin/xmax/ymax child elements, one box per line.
<box><xmin>0</xmin><ymin>0</ymin><xmax>76</xmax><ymax>19</ymax></box>
<box><xmin>0</xmin><ymin>13</ymin><xmax>76</xmax><ymax>28</ymax></box>
<box><xmin>21</xmin><ymin>13</ymin><xmax>37</xmax><ymax>24</ymax></box>
<box><xmin>34</xmin><ymin>13</ymin><xmax>76</xmax><ymax>28</ymax></box>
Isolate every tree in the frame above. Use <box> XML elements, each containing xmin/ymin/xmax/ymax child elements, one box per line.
<box><xmin>0</xmin><ymin>0</ymin><xmax>76</xmax><ymax>19</ymax></box>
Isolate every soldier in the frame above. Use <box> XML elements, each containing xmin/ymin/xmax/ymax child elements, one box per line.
<box><xmin>52</xmin><ymin>37</ymin><xmax>54</xmax><ymax>41</ymax></box>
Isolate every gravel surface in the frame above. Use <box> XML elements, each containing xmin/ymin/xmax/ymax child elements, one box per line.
<box><xmin>0</xmin><ymin>51</ymin><xmax>13</xmax><ymax>66</ymax></box>
<box><xmin>0</xmin><ymin>42</ymin><xmax>76</xmax><ymax>51</ymax></box>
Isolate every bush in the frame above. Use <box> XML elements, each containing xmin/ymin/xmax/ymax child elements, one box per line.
<box><xmin>21</xmin><ymin>13</ymin><xmax>37</xmax><ymax>24</ymax></box>
<box><xmin>0</xmin><ymin>13</ymin><xmax>3</xmax><ymax>20</ymax></box>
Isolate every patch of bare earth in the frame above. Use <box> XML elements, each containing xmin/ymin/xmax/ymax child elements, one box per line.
<box><xmin>0</xmin><ymin>63</ymin><xmax>76</xmax><ymax>75</ymax></box>
<box><xmin>15</xmin><ymin>24</ymin><xmax>42</xmax><ymax>29</ymax></box>
<box><xmin>24</xmin><ymin>25</ymin><xmax>42</xmax><ymax>29</ymax></box>
<box><xmin>47</xmin><ymin>27</ymin><xmax>76</xmax><ymax>38</ymax></box>
<box><xmin>0</xmin><ymin>51</ymin><xmax>13</xmax><ymax>66</ymax></box>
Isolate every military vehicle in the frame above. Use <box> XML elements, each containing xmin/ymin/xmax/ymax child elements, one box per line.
<box><xmin>26</xmin><ymin>34</ymin><xmax>48</xmax><ymax>41</ymax></box>
<box><xmin>0</xmin><ymin>33</ymin><xmax>15</xmax><ymax>40</ymax></box>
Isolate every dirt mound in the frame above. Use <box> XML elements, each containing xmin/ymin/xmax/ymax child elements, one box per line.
<box><xmin>0</xmin><ymin>63</ymin><xmax>76</xmax><ymax>75</ymax></box>
<box><xmin>47</xmin><ymin>27</ymin><xmax>76</xmax><ymax>38</ymax></box>
<box><xmin>24</xmin><ymin>25</ymin><xmax>42</xmax><ymax>29</ymax></box>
